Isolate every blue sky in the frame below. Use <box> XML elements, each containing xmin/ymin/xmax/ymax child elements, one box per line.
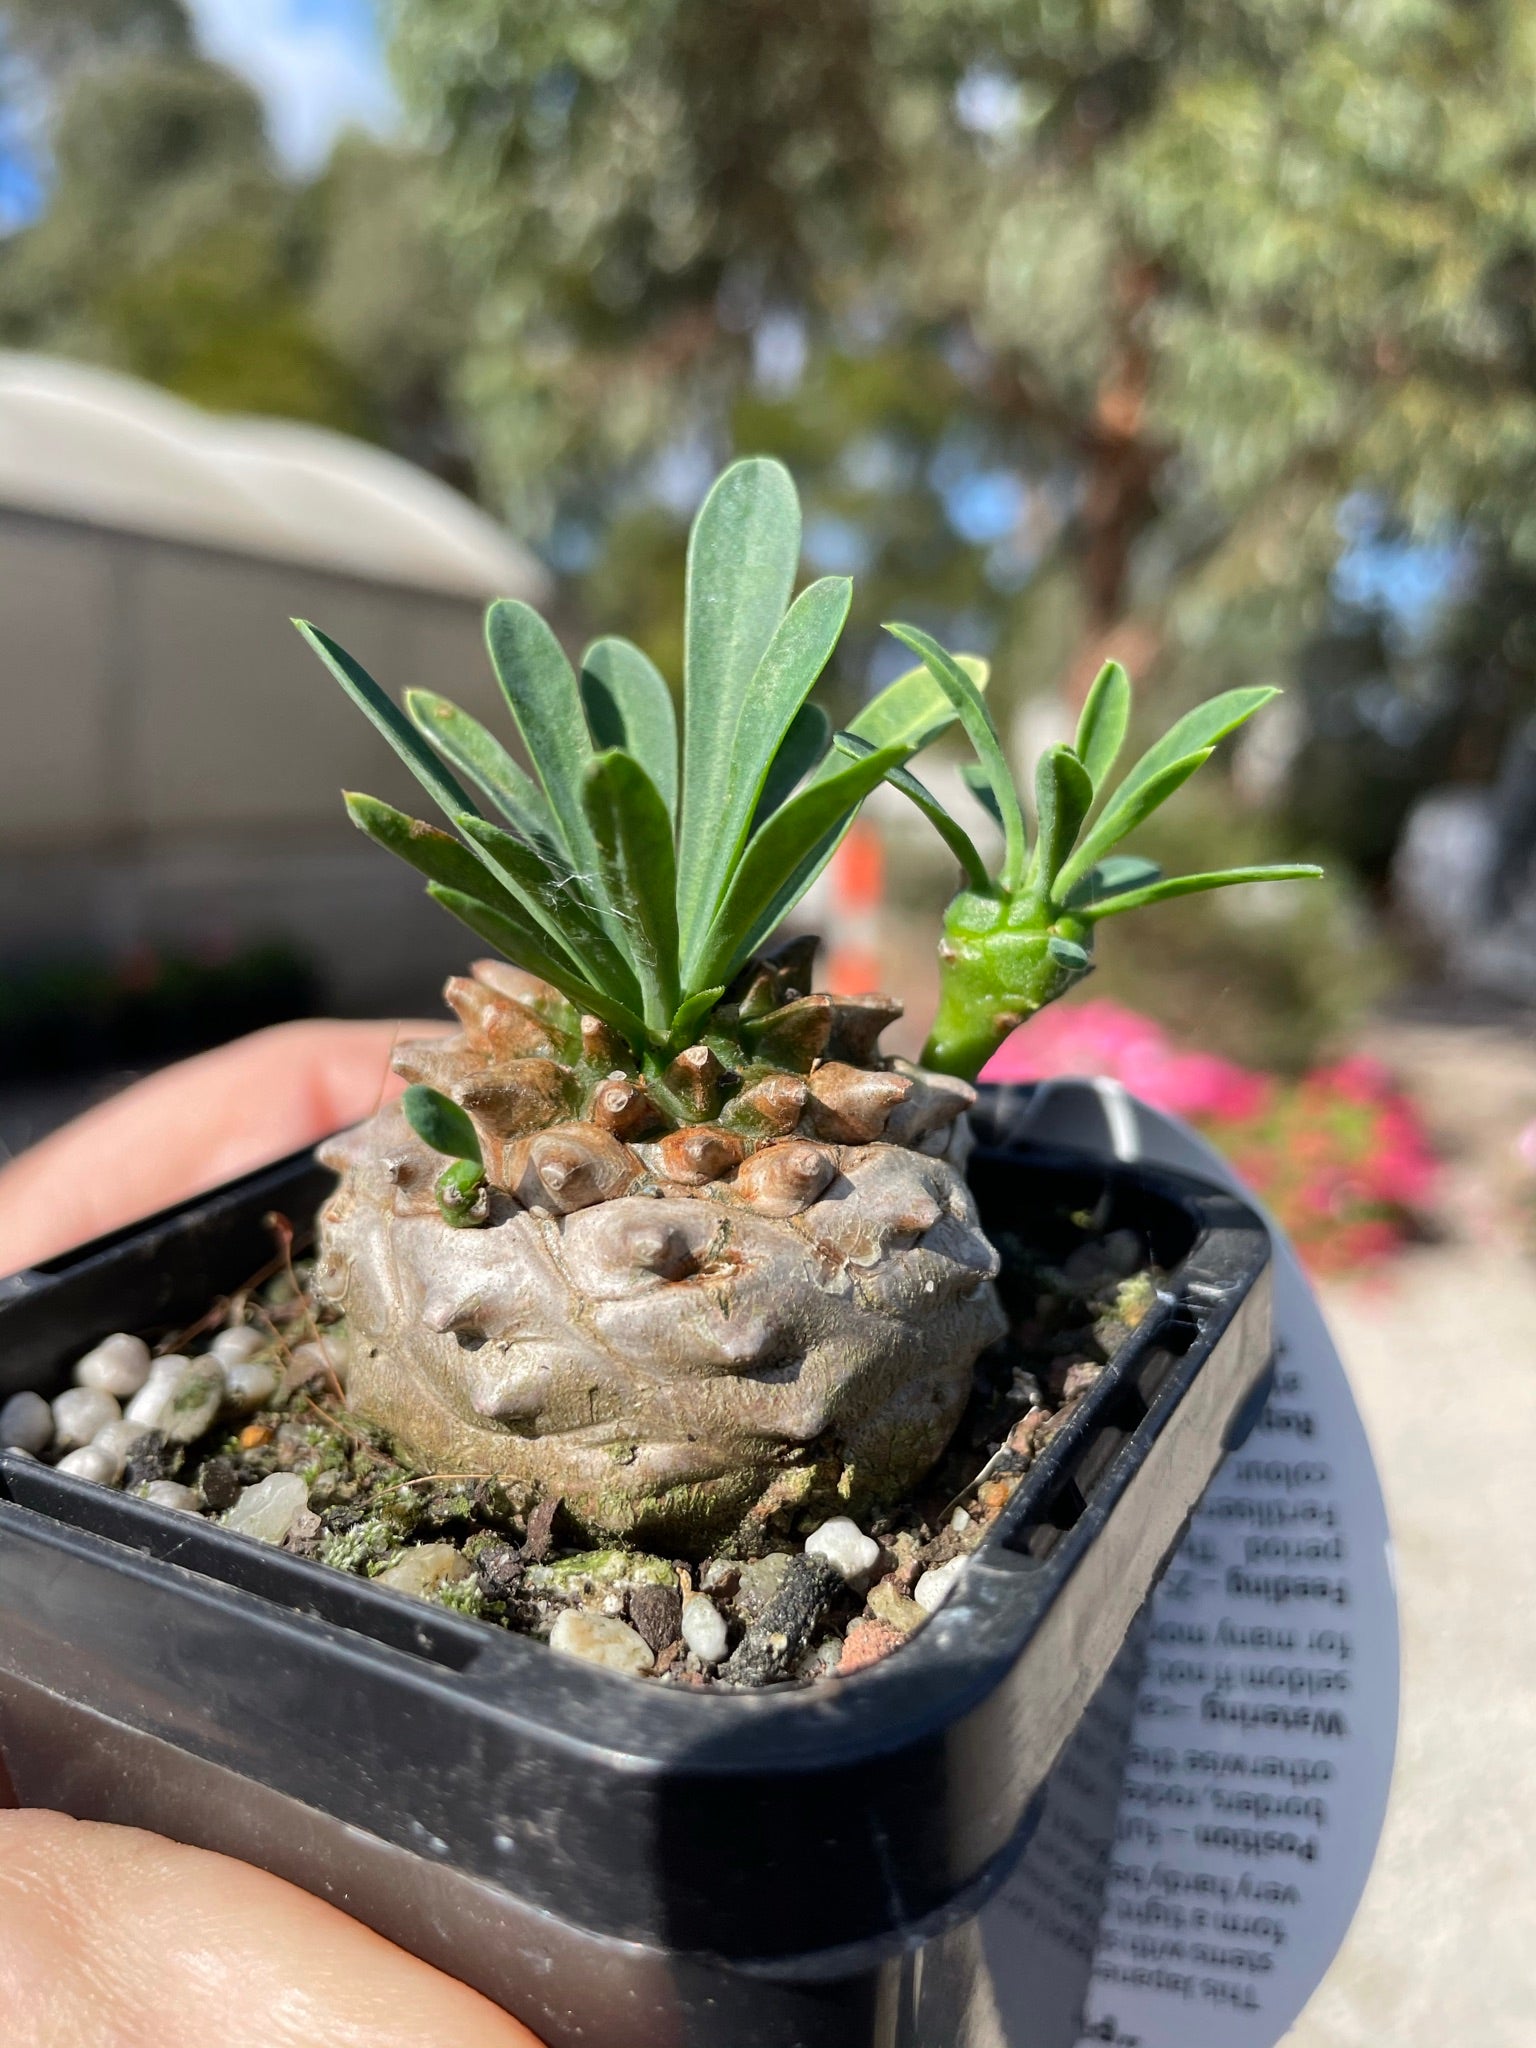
<box><xmin>0</xmin><ymin>0</ymin><xmax>400</xmax><ymax>225</ymax></box>
<box><xmin>185</xmin><ymin>0</ymin><xmax>400</xmax><ymax>172</ymax></box>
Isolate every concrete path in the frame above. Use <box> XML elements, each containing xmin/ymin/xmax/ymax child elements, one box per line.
<box><xmin>1285</xmin><ymin>1238</ymin><xmax>1536</xmax><ymax>2041</ymax></box>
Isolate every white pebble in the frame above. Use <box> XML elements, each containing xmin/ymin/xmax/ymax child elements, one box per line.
<box><xmin>804</xmin><ymin>1517</ymin><xmax>881</xmax><ymax>1582</ymax></box>
<box><xmin>51</xmin><ymin>1386</ymin><xmax>121</xmax><ymax>1452</ymax></box>
<box><xmin>913</xmin><ymin>1556</ymin><xmax>967</xmax><ymax>1614</ymax></box>
<box><xmin>141</xmin><ymin>1481</ymin><xmax>201</xmax><ymax>1514</ymax></box>
<box><xmin>222</xmin><ymin>1471</ymin><xmax>308</xmax><ymax>1545</ymax></box>
<box><xmin>221</xmin><ymin>1359</ymin><xmax>279</xmax><ymax>1416</ymax></box>
<box><xmin>949</xmin><ymin>1507</ymin><xmax>972</xmax><ymax>1533</ymax></box>
<box><xmin>0</xmin><ymin>1390</ymin><xmax>53</xmax><ymax>1454</ymax></box>
<box><xmin>125</xmin><ymin>1356</ymin><xmax>224</xmax><ymax>1441</ymax></box>
<box><xmin>73</xmin><ymin>1333</ymin><xmax>153</xmax><ymax>1398</ymax></box>
<box><xmin>549</xmin><ymin>1609</ymin><xmax>655</xmax><ymax>1676</ymax></box>
<box><xmin>56</xmin><ymin>1443</ymin><xmax>124</xmax><ymax>1486</ymax></box>
<box><xmin>376</xmin><ymin>1543</ymin><xmax>474</xmax><ymax>1599</ymax></box>
<box><xmin>210</xmin><ymin>1326</ymin><xmax>266</xmax><ymax>1366</ymax></box>
<box><xmin>93</xmin><ymin>1418</ymin><xmax>152</xmax><ymax>1463</ymax></box>
<box><xmin>680</xmin><ymin>1593</ymin><xmax>729</xmax><ymax>1666</ymax></box>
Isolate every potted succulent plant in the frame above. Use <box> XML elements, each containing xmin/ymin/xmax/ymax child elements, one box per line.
<box><xmin>0</xmin><ymin>458</ymin><xmax>1315</xmax><ymax>2047</ymax></box>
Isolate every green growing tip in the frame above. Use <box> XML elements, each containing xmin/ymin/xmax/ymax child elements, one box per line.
<box><xmin>878</xmin><ymin>627</ymin><xmax>1323</xmax><ymax>1081</ymax></box>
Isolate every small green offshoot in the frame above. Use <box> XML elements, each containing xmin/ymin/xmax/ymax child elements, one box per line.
<box><xmin>861</xmin><ymin>627</ymin><xmax>1322</xmax><ymax>1080</ymax></box>
<box><xmin>399</xmin><ymin>1083</ymin><xmax>489</xmax><ymax>1226</ymax></box>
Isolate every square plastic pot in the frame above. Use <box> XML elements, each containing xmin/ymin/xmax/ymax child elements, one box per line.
<box><xmin>0</xmin><ymin>1086</ymin><xmax>1274</xmax><ymax>2048</ymax></box>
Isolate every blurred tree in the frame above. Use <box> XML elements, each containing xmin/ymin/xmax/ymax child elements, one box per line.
<box><xmin>0</xmin><ymin>19</ymin><xmax>473</xmax><ymax>476</ymax></box>
<box><xmin>388</xmin><ymin>0</ymin><xmax>1536</xmax><ymax>750</ymax></box>
<box><xmin>0</xmin><ymin>0</ymin><xmax>191</xmax><ymax>75</ymax></box>
<box><xmin>0</xmin><ymin>46</ymin><xmax>372</xmax><ymax>429</ymax></box>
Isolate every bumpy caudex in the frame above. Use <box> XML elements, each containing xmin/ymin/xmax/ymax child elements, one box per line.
<box><xmin>301</xmin><ymin>455</ymin><xmax>1318</xmax><ymax>1552</ymax></box>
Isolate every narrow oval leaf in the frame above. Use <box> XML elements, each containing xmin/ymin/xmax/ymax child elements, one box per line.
<box><xmin>457</xmin><ymin>813</ymin><xmax>644</xmax><ymax>1006</ymax></box>
<box><xmin>297</xmin><ymin>622</ymin><xmax>479</xmax><ymax>825</ymax></box>
<box><xmin>1074</xmin><ymin>661</ymin><xmax>1131</xmax><ymax>791</ymax></box>
<box><xmin>426</xmin><ymin>885</ymin><xmax>650</xmax><ymax>1048</ymax></box>
<box><xmin>849</xmin><ymin>654</ymin><xmax>991</xmax><ymax>754</ymax></box>
<box><xmin>405</xmin><ymin>690</ymin><xmax>555</xmax><ymax>846</ymax></box>
<box><xmin>691</xmin><ymin>737</ymin><xmax>912</xmax><ymax>991</ymax></box>
<box><xmin>682</xmin><ymin>571</ymin><xmax>850</xmax><ymax>955</ymax></box>
<box><xmin>485</xmin><ymin>600</ymin><xmax>598</xmax><ymax>860</ymax></box>
<box><xmin>401</xmin><ymin>1084</ymin><xmax>482</xmax><ymax>1165</ymax></box>
<box><xmin>1075</xmin><ymin>864</ymin><xmax>1325</xmax><ymax>921</ymax></box>
<box><xmin>345</xmin><ymin>792</ymin><xmax>532</xmax><ymax>930</ymax></box>
<box><xmin>1046</xmin><ymin>936</ymin><xmax>1091</xmax><ymax>971</ymax></box>
<box><xmin>1062</xmin><ymin>855</ymin><xmax>1163</xmax><ymax>911</ymax></box>
<box><xmin>1095</xmin><ymin>685</ymin><xmax>1280</xmax><ymax>848</ymax></box>
<box><xmin>961</xmin><ymin>761</ymin><xmax>1004</xmax><ymax>827</ymax></box>
<box><xmin>678</xmin><ymin>459</ymin><xmax>801</xmax><ymax>940</ymax></box>
<box><xmin>582</xmin><ymin>750</ymin><xmax>682</xmax><ymax>1031</ymax></box>
<box><xmin>834</xmin><ymin>731</ymin><xmax>989</xmax><ymax>890</ymax></box>
<box><xmin>753</xmin><ymin>702</ymin><xmax>832</xmax><ymax>829</ymax></box>
<box><xmin>1054</xmin><ymin>749</ymin><xmax>1216</xmax><ymax>897</ymax></box>
<box><xmin>579</xmin><ymin>638</ymin><xmax>678</xmax><ymax>816</ymax></box>
<box><xmin>668</xmin><ymin>985</ymin><xmax>727</xmax><ymax>1048</ymax></box>
<box><xmin>883</xmin><ymin>623</ymin><xmax>1028</xmax><ymax>890</ymax></box>
<box><xmin>1025</xmin><ymin>745</ymin><xmax>1095</xmax><ymax>905</ymax></box>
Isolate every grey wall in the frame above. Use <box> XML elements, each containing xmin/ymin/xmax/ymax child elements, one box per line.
<box><xmin>0</xmin><ymin>506</ymin><xmax>529</xmax><ymax>1014</ymax></box>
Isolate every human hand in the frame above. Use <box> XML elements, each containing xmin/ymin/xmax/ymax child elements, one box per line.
<box><xmin>0</xmin><ymin>1809</ymin><xmax>544</xmax><ymax>2047</ymax></box>
<box><xmin>0</xmin><ymin>1018</ymin><xmax>445</xmax><ymax>1276</ymax></box>
<box><xmin>0</xmin><ymin>1022</ymin><xmax>544</xmax><ymax>2048</ymax></box>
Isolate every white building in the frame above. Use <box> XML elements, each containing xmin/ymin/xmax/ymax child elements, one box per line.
<box><xmin>0</xmin><ymin>352</ymin><xmax>552</xmax><ymax>1015</ymax></box>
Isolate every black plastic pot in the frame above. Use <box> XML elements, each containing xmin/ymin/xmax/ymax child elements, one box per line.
<box><xmin>0</xmin><ymin>1087</ymin><xmax>1273</xmax><ymax>2048</ymax></box>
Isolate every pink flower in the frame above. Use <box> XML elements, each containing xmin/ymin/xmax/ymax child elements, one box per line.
<box><xmin>982</xmin><ymin>1000</ymin><xmax>1270</xmax><ymax>1120</ymax></box>
<box><xmin>982</xmin><ymin>997</ymin><xmax>1437</xmax><ymax>1274</ymax></box>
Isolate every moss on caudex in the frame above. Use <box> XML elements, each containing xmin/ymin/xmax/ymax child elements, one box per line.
<box><xmin>301</xmin><ymin>455</ymin><xmax>1318</xmax><ymax>1555</ymax></box>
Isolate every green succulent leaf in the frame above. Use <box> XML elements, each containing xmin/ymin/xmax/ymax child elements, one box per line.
<box><xmin>847</xmin><ymin>653</ymin><xmax>991</xmax><ymax>755</ymax></box>
<box><xmin>754</xmin><ymin>701</ymin><xmax>831</xmax><ymax>828</ymax></box>
<box><xmin>485</xmin><ymin>599</ymin><xmax>605</xmax><ymax>876</ymax></box>
<box><xmin>297</xmin><ymin>623</ymin><xmax>479</xmax><ymax>826</ymax></box>
<box><xmin>1054</xmin><ymin>749</ymin><xmax>1216</xmax><ymax>896</ymax></box>
<box><xmin>435</xmin><ymin>1157</ymin><xmax>490</xmax><ymax>1228</ymax></box>
<box><xmin>581</xmin><ymin>750</ymin><xmax>682</xmax><ymax>1031</ymax></box>
<box><xmin>693</xmin><ymin>735</ymin><xmax>912</xmax><ymax>990</ymax></box>
<box><xmin>1061</xmin><ymin>855</ymin><xmax>1164</xmax><ymax>910</ymax></box>
<box><xmin>683</xmin><ymin>572</ymin><xmax>850</xmax><ymax>958</ymax></box>
<box><xmin>1074</xmin><ymin>661</ymin><xmax>1131</xmax><ymax>791</ymax></box>
<box><xmin>1074</xmin><ymin>863</ymin><xmax>1325</xmax><ymax>921</ymax></box>
<box><xmin>1046</xmin><ymin>936</ymin><xmax>1091</xmax><ymax>971</ymax></box>
<box><xmin>426</xmin><ymin>884</ymin><xmax>649</xmax><ymax>1046</ymax></box>
<box><xmin>961</xmin><ymin>761</ymin><xmax>1004</xmax><ymax>828</ymax></box>
<box><xmin>344</xmin><ymin>794</ymin><xmax>529</xmax><ymax>927</ymax></box>
<box><xmin>725</xmin><ymin>821</ymin><xmax>849</xmax><ymax>976</ymax></box>
<box><xmin>1025</xmin><ymin>745</ymin><xmax>1095</xmax><ymax>906</ymax></box>
<box><xmin>834</xmin><ymin>730</ymin><xmax>989</xmax><ymax>890</ymax></box>
<box><xmin>668</xmin><ymin>985</ymin><xmax>727</xmax><ymax>1046</ymax></box>
<box><xmin>456</xmin><ymin>813</ymin><xmax>642</xmax><ymax>1003</ymax></box>
<box><xmin>1059</xmin><ymin>686</ymin><xmax>1280</xmax><ymax>896</ymax></box>
<box><xmin>1116</xmin><ymin>686</ymin><xmax>1280</xmax><ymax>810</ymax></box>
<box><xmin>401</xmin><ymin>1084</ymin><xmax>482</xmax><ymax>1165</ymax></box>
<box><xmin>677</xmin><ymin>457</ymin><xmax>801</xmax><ymax>956</ymax></box>
<box><xmin>579</xmin><ymin>637</ymin><xmax>678</xmax><ymax>817</ymax></box>
<box><xmin>884</xmin><ymin>624</ymin><xmax>1028</xmax><ymax>891</ymax></box>
<box><xmin>404</xmin><ymin>690</ymin><xmax>555</xmax><ymax>847</ymax></box>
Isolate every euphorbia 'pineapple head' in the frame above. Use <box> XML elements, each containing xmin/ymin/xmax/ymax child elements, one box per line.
<box><xmin>301</xmin><ymin>460</ymin><xmax>1006</xmax><ymax>1549</ymax></box>
<box><xmin>302</xmin><ymin>456</ymin><xmax>1318</xmax><ymax>1551</ymax></box>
